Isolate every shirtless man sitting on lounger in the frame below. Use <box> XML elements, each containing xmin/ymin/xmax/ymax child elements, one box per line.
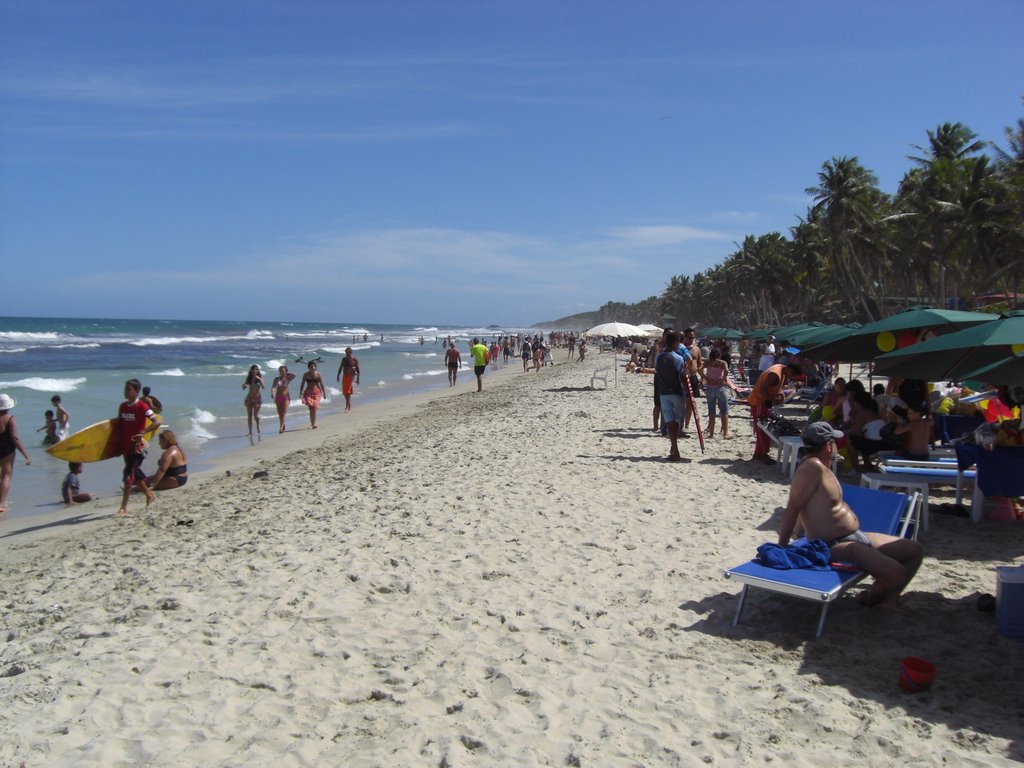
<box><xmin>777</xmin><ymin>421</ymin><xmax>923</xmax><ymax>608</ymax></box>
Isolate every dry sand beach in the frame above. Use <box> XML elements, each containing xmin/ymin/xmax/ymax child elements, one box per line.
<box><xmin>1</xmin><ymin>359</ymin><xmax>1022</xmax><ymax>767</ymax></box>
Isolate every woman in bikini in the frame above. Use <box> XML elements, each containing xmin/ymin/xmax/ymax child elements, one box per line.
<box><xmin>702</xmin><ymin>347</ymin><xmax>738</xmax><ymax>439</ymax></box>
<box><xmin>242</xmin><ymin>364</ymin><xmax>264</xmax><ymax>436</ymax></box>
<box><xmin>299</xmin><ymin>360</ymin><xmax>326</xmax><ymax>429</ymax></box>
<box><xmin>144</xmin><ymin>429</ymin><xmax>188</xmax><ymax>491</ymax></box>
<box><xmin>272</xmin><ymin>365</ymin><xmax>296</xmax><ymax>433</ymax></box>
<box><xmin>0</xmin><ymin>393</ymin><xmax>31</xmax><ymax>515</ymax></box>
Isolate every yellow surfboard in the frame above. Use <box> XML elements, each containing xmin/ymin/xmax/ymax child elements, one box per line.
<box><xmin>46</xmin><ymin>417</ymin><xmax>162</xmax><ymax>463</ymax></box>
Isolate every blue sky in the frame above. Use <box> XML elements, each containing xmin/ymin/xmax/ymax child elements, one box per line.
<box><xmin>1</xmin><ymin>1</ymin><xmax>1021</xmax><ymax>326</ymax></box>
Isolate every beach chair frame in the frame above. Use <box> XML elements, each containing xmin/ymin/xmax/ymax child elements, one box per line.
<box><xmin>723</xmin><ymin>485</ymin><xmax>920</xmax><ymax>638</ymax></box>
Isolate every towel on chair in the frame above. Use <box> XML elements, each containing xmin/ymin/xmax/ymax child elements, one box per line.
<box><xmin>754</xmin><ymin>538</ymin><xmax>832</xmax><ymax>570</ymax></box>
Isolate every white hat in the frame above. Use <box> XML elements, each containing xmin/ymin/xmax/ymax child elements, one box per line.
<box><xmin>0</xmin><ymin>393</ymin><xmax>16</xmax><ymax>410</ymax></box>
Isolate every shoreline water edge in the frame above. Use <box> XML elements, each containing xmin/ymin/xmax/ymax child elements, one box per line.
<box><xmin>1</xmin><ymin>352</ymin><xmax>1022</xmax><ymax>765</ymax></box>
<box><xmin>0</xmin><ymin>316</ymin><xmax>549</xmax><ymax>523</ymax></box>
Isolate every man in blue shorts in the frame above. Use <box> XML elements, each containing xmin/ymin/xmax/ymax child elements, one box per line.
<box><xmin>654</xmin><ymin>330</ymin><xmax>692</xmax><ymax>461</ymax></box>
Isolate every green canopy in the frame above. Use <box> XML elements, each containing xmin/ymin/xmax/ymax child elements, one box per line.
<box><xmin>958</xmin><ymin>355</ymin><xmax>1024</xmax><ymax>387</ymax></box>
<box><xmin>873</xmin><ymin>311</ymin><xmax>1024</xmax><ymax>381</ymax></box>
<box><xmin>787</xmin><ymin>323</ymin><xmax>860</xmax><ymax>348</ymax></box>
<box><xmin>800</xmin><ymin>306</ymin><xmax>998</xmax><ymax>363</ymax></box>
<box><xmin>699</xmin><ymin>326</ymin><xmax>745</xmax><ymax>340</ymax></box>
<box><xmin>714</xmin><ymin>327</ymin><xmax>745</xmax><ymax>340</ymax></box>
<box><xmin>768</xmin><ymin>321</ymin><xmax>826</xmax><ymax>341</ymax></box>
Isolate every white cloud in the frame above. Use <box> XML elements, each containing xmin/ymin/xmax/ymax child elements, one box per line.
<box><xmin>605</xmin><ymin>225</ymin><xmax>734</xmax><ymax>246</ymax></box>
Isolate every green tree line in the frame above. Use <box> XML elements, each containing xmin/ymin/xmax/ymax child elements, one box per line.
<box><xmin>593</xmin><ymin>114</ymin><xmax>1023</xmax><ymax>330</ymax></box>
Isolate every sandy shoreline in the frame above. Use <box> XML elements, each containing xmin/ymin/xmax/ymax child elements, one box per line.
<box><xmin>1</xmin><ymin>358</ymin><xmax>1022</xmax><ymax>766</ymax></box>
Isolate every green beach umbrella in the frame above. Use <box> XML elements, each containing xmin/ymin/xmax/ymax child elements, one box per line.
<box><xmin>873</xmin><ymin>310</ymin><xmax>1024</xmax><ymax>382</ymax></box>
<box><xmin>957</xmin><ymin>354</ymin><xmax>1024</xmax><ymax>387</ymax></box>
<box><xmin>701</xmin><ymin>326</ymin><xmax>744</xmax><ymax>340</ymax></box>
<box><xmin>716</xmin><ymin>327</ymin><xmax>746</xmax><ymax>340</ymax></box>
<box><xmin>768</xmin><ymin>321</ymin><xmax>826</xmax><ymax>341</ymax></box>
<box><xmin>786</xmin><ymin>323</ymin><xmax>860</xmax><ymax>349</ymax></box>
<box><xmin>799</xmin><ymin>306</ymin><xmax>998</xmax><ymax>363</ymax></box>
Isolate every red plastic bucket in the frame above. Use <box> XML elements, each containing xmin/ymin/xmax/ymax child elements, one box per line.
<box><xmin>899</xmin><ymin>656</ymin><xmax>936</xmax><ymax>692</ymax></box>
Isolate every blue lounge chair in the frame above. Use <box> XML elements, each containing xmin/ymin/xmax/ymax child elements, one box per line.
<box><xmin>723</xmin><ymin>485</ymin><xmax>920</xmax><ymax>638</ymax></box>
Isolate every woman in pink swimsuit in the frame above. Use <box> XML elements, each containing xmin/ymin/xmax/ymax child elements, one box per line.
<box><xmin>242</xmin><ymin>364</ymin><xmax>264</xmax><ymax>436</ymax></box>
<box><xmin>272</xmin><ymin>366</ymin><xmax>296</xmax><ymax>433</ymax></box>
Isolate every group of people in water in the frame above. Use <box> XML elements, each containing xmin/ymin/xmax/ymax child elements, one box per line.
<box><xmin>0</xmin><ymin>381</ymin><xmax>188</xmax><ymax>517</ymax></box>
<box><xmin>242</xmin><ymin>348</ymin><xmax>362</xmax><ymax>435</ymax></box>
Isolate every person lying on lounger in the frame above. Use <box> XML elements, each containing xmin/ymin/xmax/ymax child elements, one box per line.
<box><xmin>777</xmin><ymin>422</ymin><xmax>923</xmax><ymax>609</ymax></box>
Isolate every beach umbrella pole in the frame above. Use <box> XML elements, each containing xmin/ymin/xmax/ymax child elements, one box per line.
<box><xmin>683</xmin><ymin>375</ymin><xmax>705</xmax><ymax>454</ymax></box>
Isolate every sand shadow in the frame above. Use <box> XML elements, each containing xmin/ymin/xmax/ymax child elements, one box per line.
<box><xmin>0</xmin><ymin>510</ymin><xmax>113</xmax><ymax>540</ymax></box>
<box><xmin>579</xmin><ymin>453</ymin><xmax>691</xmax><ymax>464</ymax></box>
<box><xmin>594</xmin><ymin>428</ymin><xmax>660</xmax><ymax>440</ymax></box>
<box><xmin>544</xmin><ymin>386</ymin><xmax>602</xmax><ymax>393</ymax></box>
<box><xmin>681</xmin><ymin>584</ymin><xmax>1024</xmax><ymax>759</ymax></box>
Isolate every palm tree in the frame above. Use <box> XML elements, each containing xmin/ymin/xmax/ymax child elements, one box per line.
<box><xmin>806</xmin><ymin>157</ymin><xmax>887</xmax><ymax>320</ymax></box>
<box><xmin>898</xmin><ymin>122</ymin><xmax>993</xmax><ymax>307</ymax></box>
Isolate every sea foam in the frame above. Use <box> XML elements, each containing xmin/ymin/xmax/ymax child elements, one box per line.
<box><xmin>0</xmin><ymin>376</ymin><xmax>87</xmax><ymax>393</ymax></box>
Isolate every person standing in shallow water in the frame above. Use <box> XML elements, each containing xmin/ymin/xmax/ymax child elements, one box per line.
<box><xmin>0</xmin><ymin>393</ymin><xmax>31</xmax><ymax>516</ymax></box>
<box><xmin>445</xmin><ymin>342</ymin><xmax>462</xmax><ymax>387</ymax></box>
<box><xmin>272</xmin><ymin>365</ymin><xmax>296</xmax><ymax>433</ymax></box>
<box><xmin>50</xmin><ymin>395</ymin><xmax>70</xmax><ymax>440</ymax></box>
<box><xmin>116</xmin><ymin>379</ymin><xmax>158</xmax><ymax>516</ymax></box>
<box><xmin>336</xmin><ymin>347</ymin><xmax>360</xmax><ymax>412</ymax></box>
<box><xmin>299</xmin><ymin>360</ymin><xmax>326</xmax><ymax>429</ymax></box>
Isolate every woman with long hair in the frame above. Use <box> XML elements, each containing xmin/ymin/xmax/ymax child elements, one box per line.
<box><xmin>272</xmin><ymin>366</ymin><xmax>296</xmax><ymax>433</ymax></box>
<box><xmin>242</xmin><ymin>364</ymin><xmax>264</xmax><ymax>436</ymax></box>
<box><xmin>702</xmin><ymin>347</ymin><xmax>738</xmax><ymax>439</ymax></box>
<box><xmin>145</xmin><ymin>429</ymin><xmax>188</xmax><ymax>491</ymax></box>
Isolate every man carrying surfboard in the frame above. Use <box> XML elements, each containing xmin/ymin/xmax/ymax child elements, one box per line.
<box><xmin>117</xmin><ymin>378</ymin><xmax>160</xmax><ymax>516</ymax></box>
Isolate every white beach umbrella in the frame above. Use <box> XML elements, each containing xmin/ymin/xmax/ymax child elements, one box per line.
<box><xmin>585</xmin><ymin>321</ymin><xmax>645</xmax><ymax>338</ymax></box>
<box><xmin>636</xmin><ymin>323</ymin><xmax>663</xmax><ymax>337</ymax></box>
<box><xmin>585</xmin><ymin>321</ymin><xmax>645</xmax><ymax>387</ymax></box>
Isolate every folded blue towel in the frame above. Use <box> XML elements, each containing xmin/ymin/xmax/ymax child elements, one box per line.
<box><xmin>754</xmin><ymin>538</ymin><xmax>832</xmax><ymax>570</ymax></box>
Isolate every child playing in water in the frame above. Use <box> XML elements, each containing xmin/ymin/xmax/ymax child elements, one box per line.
<box><xmin>38</xmin><ymin>410</ymin><xmax>59</xmax><ymax>446</ymax></box>
<box><xmin>62</xmin><ymin>462</ymin><xmax>94</xmax><ymax>504</ymax></box>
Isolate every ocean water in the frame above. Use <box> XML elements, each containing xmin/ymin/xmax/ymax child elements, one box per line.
<box><xmin>0</xmin><ymin>317</ymin><xmax>541</xmax><ymax>521</ymax></box>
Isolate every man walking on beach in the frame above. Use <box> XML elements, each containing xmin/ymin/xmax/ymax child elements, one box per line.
<box><xmin>336</xmin><ymin>347</ymin><xmax>360</xmax><ymax>412</ymax></box>
<box><xmin>654</xmin><ymin>330</ymin><xmax>692</xmax><ymax>462</ymax></box>
<box><xmin>470</xmin><ymin>338</ymin><xmax>489</xmax><ymax>392</ymax></box>
<box><xmin>681</xmin><ymin>327</ymin><xmax>703</xmax><ymax>437</ymax></box>
<box><xmin>777</xmin><ymin>422</ymin><xmax>923</xmax><ymax>608</ymax></box>
<box><xmin>116</xmin><ymin>378</ymin><xmax>158</xmax><ymax>516</ymax></box>
<box><xmin>445</xmin><ymin>342</ymin><xmax>462</xmax><ymax>387</ymax></box>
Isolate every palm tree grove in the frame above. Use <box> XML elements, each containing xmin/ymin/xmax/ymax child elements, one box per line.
<box><xmin>593</xmin><ymin>116</ymin><xmax>1024</xmax><ymax>330</ymax></box>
